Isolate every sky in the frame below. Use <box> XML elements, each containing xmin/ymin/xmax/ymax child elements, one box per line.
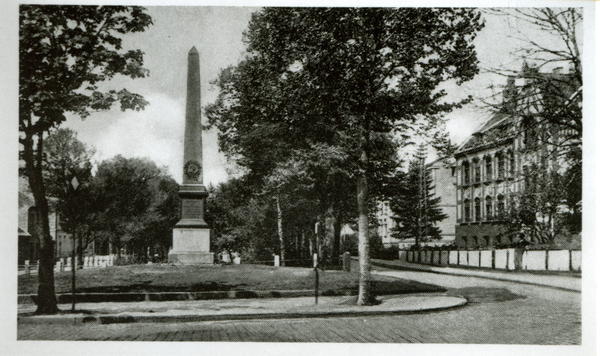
<box><xmin>35</xmin><ymin>5</ymin><xmax>587</xmax><ymax>186</ymax></box>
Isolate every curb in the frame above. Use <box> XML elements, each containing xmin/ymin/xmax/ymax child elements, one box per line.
<box><xmin>368</xmin><ymin>259</ymin><xmax>581</xmax><ymax>292</ymax></box>
<box><xmin>18</xmin><ymin>287</ymin><xmax>443</xmax><ymax>305</ymax></box>
<box><xmin>17</xmin><ymin>296</ymin><xmax>467</xmax><ymax>325</ymax></box>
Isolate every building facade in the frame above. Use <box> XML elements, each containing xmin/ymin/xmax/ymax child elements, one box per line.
<box><xmin>454</xmin><ymin>65</ymin><xmax>580</xmax><ymax>249</ymax></box>
<box><xmin>454</xmin><ymin>113</ymin><xmax>521</xmax><ymax>248</ymax></box>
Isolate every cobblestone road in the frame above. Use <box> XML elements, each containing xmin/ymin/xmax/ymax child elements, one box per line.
<box><xmin>17</xmin><ymin>266</ymin><xmax>582</xmax><ymax>344</ymax></box>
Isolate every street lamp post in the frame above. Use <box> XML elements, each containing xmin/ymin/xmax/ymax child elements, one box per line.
<box><xmin>69</xmin><ymin>174</ymin><xmax>79</xmax><ymax>313</ymax></box>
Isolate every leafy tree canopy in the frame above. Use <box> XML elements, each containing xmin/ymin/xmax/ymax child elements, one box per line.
<box><xmin>19</xmin><ymin>5</ymin><xmax>153</xmax><ymax>314</ymax></box>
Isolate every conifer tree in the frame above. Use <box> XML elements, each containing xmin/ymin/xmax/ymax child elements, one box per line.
<box><xmin>390</xmin><ymin>148</ymin><xmax>448</xmax><ymax>246</ymax></box>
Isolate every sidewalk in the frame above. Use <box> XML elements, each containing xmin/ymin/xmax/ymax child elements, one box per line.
<box><xmin>17</xmin><ymin>293</ymin><xmax>467</xmax><ymax>325</ymax></box>
<box><xmin>367</xmin><ymin>258</ymin><xmax>581</xmax><ymax>292</ymax></box>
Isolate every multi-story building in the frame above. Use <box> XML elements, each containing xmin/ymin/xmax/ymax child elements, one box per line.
<box><xmin>454</xmin><ymin>65</ymin><xmax>580</xmax><ymax>248</ymax></box>
<box><xmin>454</xmin><ymin>111</ymin><xmax>520</xmax><ymax>248</ymax></box>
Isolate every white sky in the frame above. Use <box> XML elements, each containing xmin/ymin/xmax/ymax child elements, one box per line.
<box><xmin>25</xmin><ymin>5</ymin><xmax>589</xmax><ymax>185</ymax></box>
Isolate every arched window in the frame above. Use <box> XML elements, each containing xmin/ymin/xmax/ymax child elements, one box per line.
<box><xmin>485</xmin><ymin>196</ymin><xmax>493</xmax><ymax>220</ymax></box>
<box><xmin>464</xmin><ymin>199</ymin><xmax>471</xmax><ymax>222</ymax></box>
<box><xmin>474</xmin><ymin>197</ymin><xmax>481</xmax><ymax>221</ymax></box>
<box><xmin>508</xmin><ymin>150</ymin><xmax>515</xmax><ymax>176</ymax></box>
<box><xmin>474</xmin><ymin>159</ymin><xmax>481</xmax><ymax>183</ymax></box>
<box><xmin>497</xmin><ymin>152</ymin><xmax>505</xmax><ymax>179</ymax></box>
<box><xmin>497</xmin><ymin>194</ymin><xmax>505</xmax><ymax>218</ymax></box>
<box><xmin>485</xmin><ymin>156</ymin><xmax>493</xmax><ymax>181</ymax></box>
<box><xmin>463</xmin><ymin>161</ymin><xmax>470</xmax><ymax>185</ymax></box>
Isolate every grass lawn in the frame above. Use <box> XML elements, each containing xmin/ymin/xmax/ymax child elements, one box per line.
<box><xmin>18</xmin><ymin>264</ymin><xmax>444</xmax><ymax>296</ymax></box>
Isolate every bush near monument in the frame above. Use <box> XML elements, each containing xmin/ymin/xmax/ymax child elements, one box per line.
<box><xmin>18</xmin><ymin>264</ymin><xmax>443</xmax><ymax>296</ymax></box>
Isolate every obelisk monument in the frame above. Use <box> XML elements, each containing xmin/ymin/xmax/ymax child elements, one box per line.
<box><xmin>168</xmin><ymin>47</ymin><xmax>214</xmax><ymax>264</ymax></box>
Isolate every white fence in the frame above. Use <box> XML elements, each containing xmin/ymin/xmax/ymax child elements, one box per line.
<box><xmin>402</xmin><ymin>249</ymin><xmax>581</xmax><ymax>272</ymax></box>
<box><xmin>19</xmin><ymin>255</ymin><xmax>126</xmax><ymax>276</ymax></box>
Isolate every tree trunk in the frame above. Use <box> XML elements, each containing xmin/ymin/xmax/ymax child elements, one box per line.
<box><xmin>356</xmin><ymin>132</ymin><xmax>371</xmax><ymax>306</ymax></box>
<box><xmin>77</xmin><ymin>230</ymin><xmax>84</xmax><ymax>268</ymax></box>
<box><xmin>324</xmin><ymin>206</ymin><xmax>335</xmax><ymax>262</ymax></box>
<box><xmin>24</xmin><ymin>132</ymin><xmax>59</xmax><ymax>314</ymax></box>
<box><xmin>325</xmin><ymin>204</ymin><xmax>341</xmax><ymax>266</ymax></box>
<box><xmin>276</xmin><ymin>194</ymin><xmax>285</xmax><ymax>266</ymax></box>
<box><xmin>333</xmin><ymin>213</ymin><xmax>341</xmax><ymax>265</ymax></box>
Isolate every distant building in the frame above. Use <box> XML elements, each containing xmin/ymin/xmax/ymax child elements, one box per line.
<box><xmin>18</xmin><ymin>176</ymin><xmax>75</xmax><ymax>264</ymax></box>
<box><xmin>378</xmin><ymin>156</ymin><xmax>457</xmax><ymax>249</ymax></box>
<box><xmin>427</xmin><ymin>156</ymin><xmax>457</xmax><ymax>244</ymax></box>
<box><xmin>377</xmin><ymin>200</ymin><xmax>398</xmax><ymax>247</ymax></box>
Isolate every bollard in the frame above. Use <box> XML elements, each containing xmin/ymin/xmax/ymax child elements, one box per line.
<box><xmin>313</xmin><ymin>253</ymin><xmax>318</xmax><ymax>268</ymax></box>
<box><xmin>274</xmin><ymin>255</ymin><xmax>280</xmax><ymax>267</ymax></box>
<box><xmin>343</xmin><ymin>252</ymin><xmax>351</xmax><ymax>272</ymax></box>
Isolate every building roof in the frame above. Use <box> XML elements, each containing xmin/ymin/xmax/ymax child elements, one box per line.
<box><xmin>455</xmin><ymin>112</ymin><xmax>517</xmax><ymax>156</ymax></box>
<box><xmin>455</xmin><ymin>64</ymin><xmax>580</xmax><ymax>158</ymax></box>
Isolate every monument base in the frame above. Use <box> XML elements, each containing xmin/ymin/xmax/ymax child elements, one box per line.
<box><xmin>168</xmin><ymin>227</ymin><xmax>214</xmax><ymax>265</ymax></box>
<box><xmin>168</xmin><ymin>251</ymin><xmax>214</xmax><ymax>264</ymax></box>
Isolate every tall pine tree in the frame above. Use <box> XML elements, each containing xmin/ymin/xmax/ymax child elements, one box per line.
<box><xmin>390</xmin><ymin>148</ymin><xmax>447</xmax><ymax>246</ymax></box>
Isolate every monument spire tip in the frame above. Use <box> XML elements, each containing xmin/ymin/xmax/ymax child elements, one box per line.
<box><xmin>189</xmin><ymin>46</ymin><xmax>198</xmax><ymax>54</ymax></box>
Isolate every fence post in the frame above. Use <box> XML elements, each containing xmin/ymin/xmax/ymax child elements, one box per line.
<box><xmin>569</xmin><ymin>250</ymin><xmax>573</xmax><ymax>272</ymax></box>
<box><xmin>24</xmin><ymin>260</ymin><xmax>30</xmax><ymax>277</ymax></box>
<box><xmin>313</xmin><ymin>253</ymin><xmax>318</xmax><ymax>268</ymax></box>
<box><xmin>274</xmin><ymin>254</ymin><xmax>280</xmax><ymax>267</ymax></box>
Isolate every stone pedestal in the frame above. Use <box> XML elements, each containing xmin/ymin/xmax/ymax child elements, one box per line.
<box><xmin>169</xmin><ymin>228</ymin><xmax>214</xmax><ymax>264</ymax></box>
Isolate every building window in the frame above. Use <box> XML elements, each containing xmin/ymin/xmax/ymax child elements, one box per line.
<box><xmin>485</xmin><ymin>156</ymin><xmax>493</xmax><ymax>181</ymax></box>
<box><xmin>523</xmin><ymin>165</ymin><xmax>530</xmax><ymax>190</ymax></box>
<box><xmin>464</xmin><ymin>199</ymin><xmax>471</xmax><ymax>222</ymax></box>
<box><xmin>497</xmin><ymin>194</ymin><xmax>505</xmax><ymax>218</ymax></box>
<box><xmin>474</xmin><ymin>198</ymin><xmax>481</xmax><ymax>221</ymax></box>
<box><xmin>483</xmin><ymin>235</ymin><xmax>490</xmax><ymax>247</ymax></box>
<box><xmin>509</xmin><ymin>150</ymin><xmax>515</xmax><ymax>176</ymax></box>
<box><xmin>474</xmin><ymin>160</ymin><xmax>481</xmax><ymax>183</ymax></box>
<box><xmin>485</xmin><ymin>196</ymin><xmax>493</xmax><ymax>220</ymax></box>
<box><xmin>497</xmin><ymin>153</ymin><xmax>505</xmax><ymax>179</ymax></box>
<box><xmin>463</xmin><ymin>162</ymin><xmax>470</xmax><ymax>185</ymax></box>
